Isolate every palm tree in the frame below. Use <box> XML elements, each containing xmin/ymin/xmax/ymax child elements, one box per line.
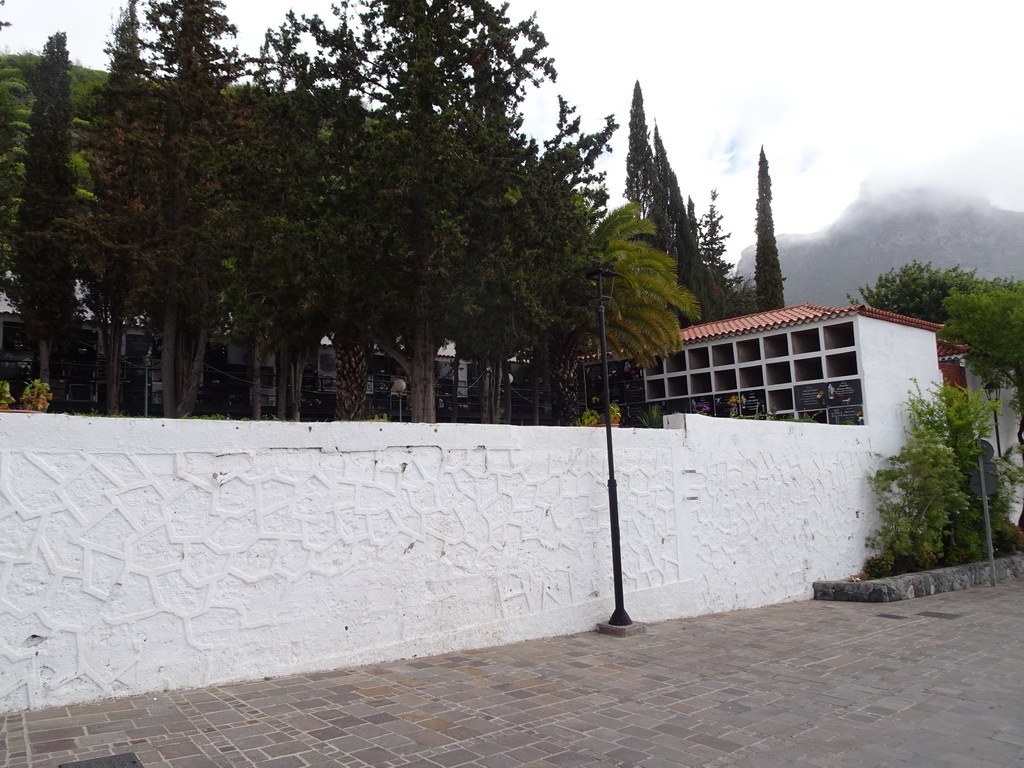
<box><xmin>594</xmin><ymin>203</ymin><xmax>700</xmax><ymax>367</ymax></box>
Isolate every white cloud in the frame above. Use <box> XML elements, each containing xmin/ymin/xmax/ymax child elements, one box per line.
<box><xmin>5</xmin><ymin>0</ymin><xmax>1024</xmax><ymax>263</ymax></box>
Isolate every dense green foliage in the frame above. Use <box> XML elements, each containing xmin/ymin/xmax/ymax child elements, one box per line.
<box><xmin>848</xmin><ymin>260</ymin><xmax>1013</xmax><ymax>324</ymax></box>
<box><xmin>867</xmin><ymin>383</ymin><xmax>1023</xmax><ymax>575</ymax></box>
<box><xmin>1</xmin><ymin>2</ymin><xmax>796</xmax><ymax>423</ymax></box>
<box><xmin>942</xmin><ymin>282</ymin><xmax>1024</xmax><ymax>525</ymax></box>
<box><xmin>754</xmin><ymin>147</ymin><xmax>784</xmax><ymax>311</ymax></box>
<box><xmin>1</xmin><ymin>33</ymin><xmax>78</xmax><ymax>383</ymax></box>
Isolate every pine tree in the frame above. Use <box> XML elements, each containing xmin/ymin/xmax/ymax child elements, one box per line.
<box><xmin>624</xmin><ymin>80</ymin><xmax>654</xmax><ymax>217</ymax></box>
<box><xmin>77</xmin><ymin>0</ymin><xmax>159</xmax><ymax>413</ymax></box>
<box><xmin>697</xmin><ymin>189</ymin><xmax>735</xmax><ymax>321</ymax></box>
<box><xmin>144</xmin><ymin>0</ymin><xmax>242</xmax><ymax>417</ymax></box>
<box><xmin>754</xmin><ymin>146</ymin><xmax>784</xmax><ymax>310</ymax></box>
<box><xmin>4</xmin><ymin>32</ymin><xmax>79</xmax><ymax>384</ymax></box>
<box><xmin>651</xmin><ymin>126</ymin><xmax>706</xmax><ymax>325</ymax></box>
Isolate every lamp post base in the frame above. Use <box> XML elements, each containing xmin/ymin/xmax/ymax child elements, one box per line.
<box><xmin>597</xmin><ymin>621</ymin><xmax>646</xmax><ymax>637</ymax></box>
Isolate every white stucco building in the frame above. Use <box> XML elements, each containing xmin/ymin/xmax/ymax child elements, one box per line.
<box><xmin>644</xmin><ymin>303</ymin><xmax>945</xmax><ymax>432</ymax></box>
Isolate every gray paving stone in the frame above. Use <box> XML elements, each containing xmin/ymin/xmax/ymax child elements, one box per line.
<box><xmin>3</xmin><ymin>578</ymin><xmax>1023</xmax><ymax>767</ymax></box>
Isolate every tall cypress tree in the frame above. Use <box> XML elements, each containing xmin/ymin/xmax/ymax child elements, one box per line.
<box><xmin>144</xmin><ymin>0</ymin><xmax>242</xmax><ymax>417</ymax></box>
<box><xmin>624</xmin><ymin>80</ymin><xmax>654</xmax><ymax>217</ymax></box>
<box><xmin>77</xmin><ymin>0</ymin><xmax>158</xmax><ymax>413</ymax></box>
<box><xmin>5</xmin><ymin>32</ymin><xmax>78</xmax><ymax>384</ymax></box>
<box><xmin>754</xmin><ymin>146</ymin><xmax>784</xmax><ymax>310</ymax></box>
<box><xmin>651</xmin><ymin>126</ymin><xmax>706</xmax><ymax>324</ymax></box>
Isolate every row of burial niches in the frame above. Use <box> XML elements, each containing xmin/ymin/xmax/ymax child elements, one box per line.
<box><xmin>644</xmin><ymin>321</ymin><xmax>866</xmax><ymax>424</ymax></box>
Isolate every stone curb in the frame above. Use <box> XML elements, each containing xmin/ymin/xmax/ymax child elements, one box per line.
<box><xmin>812</xmin><ymin>553</ymin><xmax>1024</xmax><ymax>602</ymax></box>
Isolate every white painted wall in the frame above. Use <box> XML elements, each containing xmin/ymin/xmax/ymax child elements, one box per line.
<box><xmin>1</xmin><ymin>414</ymin><xmax>892</xmax><ymax>711</ymax></box>
<box><xmin>854</xmin><ymin>315</ymin><xmax>943</xmax><ymax>451</ymax></box>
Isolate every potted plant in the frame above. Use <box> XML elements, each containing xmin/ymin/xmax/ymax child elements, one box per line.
<box><xmin>19</xmin><ymin>380</ymin><xmax>52</xmax><ymax>412</ymax></box>
<box><xmin>607</xmin><ymin>402</ymin><xmax>622</xmax><ymax>425</ymax></box>
<box><xmin>0</xmin><ymin>380</ymin><xmax>15</xmax><ymax>410</ymax></box>
<box><xmin>578</xmin><ymin>408</ymin><xmax>600</xmax><ymax>427</ymax></box>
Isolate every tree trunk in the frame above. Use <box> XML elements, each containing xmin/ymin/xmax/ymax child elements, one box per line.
<box><xmin>532</xmin><ymin>356</ymin><xmax>541</xmax><ymax>426</ymax></box>
<box><xmin>504</xmin><ymin>368</ymin><xmax>513</xmax><ymax>424</ymax></box>
<box><xmin>175</xmin><ymin>326</ymin><xmax>207</xmax><ymax>417</ymax></box>
<box><xmin>287</xmin><ymin>347</ymin><xmax>307</xmax><ymax>421</ymax></box>
<box><xmin>276</xmin><ymin>346</ymin><xmax>289</xmax><ymax>421</ymax></box>
<box><xmin>409</xmin><ymin>285</ymin><xmax>438</xmax><ymax>423</ymax></box>
<box><xmin>248</xmin><ymin>338</ymin><xmax>262</xmax><ymax>421</ymax></box>
<box><xmin>549</xmin><ymin>334</ymin><xmax>581</xmax><ymax>426</ymax></box>
<box><xmin>334</xmin><ymin>335</ymin><xmax>368</xmax><ymax>421</ymax></box>
<box><xmin>479</xmin><ymin>361</ymin><xmax>499</xmax><ymax>425</ymax></box>
<box><xmin>103</xmin><ymin>318</ymin><xmax>124</xmax><ymax>414</ymax></box>
<box><xmin>409</xmin><ymin>329</ymin><xmax>437</xmax><ymax>423</ymax></box>
<box><xmin>161</xmin><ymin>298</ymin><xmax>178</xmax><ymax>418</ymax></box>
<box><xmin>37</xmin><ymin>337</ymin><xmax>51</xmax><ymax>386</ymax></box>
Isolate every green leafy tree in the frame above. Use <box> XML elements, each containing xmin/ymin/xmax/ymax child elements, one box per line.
<box><xmin>352</xmin><ymin>0</ymin><xmax>573</xmax><ymax>423</ymax></box>
<box><xmin>647</xmin><ymin>127</ymin><xmax>708</xmax><ymax>326</ymax></box>
<box><xmin>942</xmin><ymin>283</ymin><xmax>1024</xmax><ymax>525</ymax></box>
<box><xmin>697</xmin><ymin>189</ymin><xmax>736</xmax><ymax>321</ymax></box>
<box><xmin>525</xmin><ymin>98</ymin><xmax>616</xmax><ymax>427</ymax></box>
<box><xmin>754</xmin><ymin>146</ymin><xmax>784</xmax><ymax>311</ymax></box>
<box><xmin>868</xmin><ymin>429</ymin><xmax>968</xmax><ymax>574</ymax></box>
<box><xmin>848</xmin><ymin>260</ymin><xmax>1003</xmax><ymax>324</ymax></box>
<box><xmin>144</xmin><ymin>0</ymin><xmax>243</xmax><ymax>417</ymax></box>
<box><xmin>0</xmin><ymin>64</ymin><xmax>29</xmax><ymax>256</ymax></box>
<box><xmin>76</xmin><ymin>0</ymin><xmax>160</xmax><ymax>413</ymax></box>
<box><xmin>867</xmin><ymin>383</ymin><xmax>1021</xmax><ymax>572</ymax></box>
<box><xmin>3</xmin><ymin>32</ymin><xmax>79</xmax><ymax>384</ymax></box>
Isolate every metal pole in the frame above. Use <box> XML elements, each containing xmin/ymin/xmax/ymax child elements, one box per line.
<box><xmin>978</xmin><ymin>453</ymin><xmax>997</xmax><ymax>588</ymax></box>
<box><xmin>594</xmin><ymin>269</ymin><xmax>631</xmax><ymax>627</ymax></box>
<box><xmin>993</xmin><ymin>409</ymin><xmax>1002</xmax><ymax>456</ymax></box>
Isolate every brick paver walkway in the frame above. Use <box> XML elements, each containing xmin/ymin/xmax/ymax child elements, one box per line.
<box><xmin>3</xmin><ymin>579</ymin><xmax>1023</xmax><ymax>768</ymax></box>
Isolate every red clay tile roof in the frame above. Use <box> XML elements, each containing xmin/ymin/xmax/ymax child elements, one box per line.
<box><xmin>680</xmin><ymin>303</ymin><xmax>942</xmax><ymax>343</ymax></box>
<box><xmin>936</xmin><ymin>341</ymin><xmax>968</xmax><ymax>359</ymax></box>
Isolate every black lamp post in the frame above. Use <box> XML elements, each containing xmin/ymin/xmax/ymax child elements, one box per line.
<box><xmin>586</xmin><ymin>265</ymin><xmax>632</xmax><ymax>627</ymax></box>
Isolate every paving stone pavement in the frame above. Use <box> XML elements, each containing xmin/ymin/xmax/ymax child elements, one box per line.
<box><xmin>3</xmin><ymin>579</ymin><xmax>1023</xmax><ymax>768</ymax></box>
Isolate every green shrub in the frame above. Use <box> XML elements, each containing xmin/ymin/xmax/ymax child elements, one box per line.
<box><xmin>635</xmin><ymin>405</ymin><xmax>664</xmax><ymax>429</ymax></box>
<box><xmin>991</xmin><ymin>518</ymin><xmax>1024</xmax><ymax>556</ymax></box>
<box><xmin>867</xmin><ymin>428</ymin><xmax>967</xmax><ymax>573</ymax></box>
<box><xmin>863</xmin><ymin>553</ymin><xmax>894</xmax><ymax>579</ymax></box>
<box><xmin>867</xmin><ymin>383</ymin><xmax>1024</xmax><ymax>573</ymax></box>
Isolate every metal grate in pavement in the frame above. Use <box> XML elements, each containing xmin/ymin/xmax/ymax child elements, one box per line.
<box><xmin>58</xmin><ymin>753</ymin><xmax>144</xmax><ymax>768</ymax></box>
<box><xmin>916</xmin><ymin>611</ymin><xmax>961</xmax><ymax>619</ymax></box>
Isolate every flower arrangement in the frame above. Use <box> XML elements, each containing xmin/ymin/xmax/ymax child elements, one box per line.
<box><xmin>692</xmin><ymin>401</ymin><xmax>711</xmax><ymax>416</ymax></box>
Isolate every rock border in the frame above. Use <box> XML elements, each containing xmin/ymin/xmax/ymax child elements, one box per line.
<box><xmin>813</xmin><ymin>554</ymin><xmax>1024</xmax><ymax>602</ymax></box>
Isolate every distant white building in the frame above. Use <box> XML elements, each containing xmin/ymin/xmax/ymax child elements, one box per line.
<box><xmin>644</xmin><ymin>303</ymin><xmax>945</xmax><ymax>436</ymax></box>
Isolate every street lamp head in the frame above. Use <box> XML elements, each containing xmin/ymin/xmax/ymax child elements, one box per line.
<box><xmin>585</xmin><ymin>265</ymin><xmax>618</xmax><ymax>281</ymax></box>
<box><xmin>392</xmin><ymin>378</ymin><xmax>407</xmax><ymax>393</ymax></box>
<box><xmin>984</xmin><ymin>382</ymin><xmax>1000</xmax><ymax>400</ymax></box>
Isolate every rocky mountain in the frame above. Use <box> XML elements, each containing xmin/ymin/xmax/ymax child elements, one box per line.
<box><xmin>736</xmin><ymin>188</ymin><xmax>1024</xmax><ymax>307</ymax></box>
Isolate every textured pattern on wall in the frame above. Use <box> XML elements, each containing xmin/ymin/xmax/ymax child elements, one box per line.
<box><xmin>0</xmin><ymin>421</ymin><xmax>682</xmax><ymax>711</ymax></box>
<box><xmin>0</xmin><ymin>416</ymin><xmax>882</xmax><ymax>711</ymax></box>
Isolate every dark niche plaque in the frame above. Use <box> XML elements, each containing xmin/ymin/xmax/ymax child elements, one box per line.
<box><xmin>823</xmin><ymin>378</ymin><xmax>862</xmax><ymax>407</ymax></box>
<box><xmin>795</xmin><ymin>384</ymin><xmax>826</xmax><ymax>412</ymax></box>
<box><xmin>828</xmin><ymin>405</ymin><xmax>865</xmax><ymax>425</ymax></box>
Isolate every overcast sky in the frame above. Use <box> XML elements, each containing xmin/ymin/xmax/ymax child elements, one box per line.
<box><xmin>3</xmin><ymin>0</ymin><xmax>1024</xmax><ymax>264</ymax></box>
